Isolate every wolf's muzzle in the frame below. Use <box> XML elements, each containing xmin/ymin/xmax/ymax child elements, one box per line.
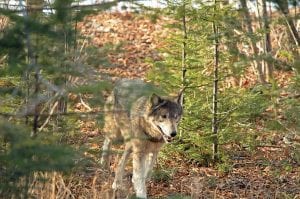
<box><xmin>156</xmin><ymin>125</ymin><xmax>173</xmax><ymax>143</ymax></box>
<box><xmin>171</xmin><ymin>131</ymin><xmax>177</xmax><ymax>137</ymax></box>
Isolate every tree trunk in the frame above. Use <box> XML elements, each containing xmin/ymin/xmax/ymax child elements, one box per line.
<box><xmin>57</xmin><ymin>31</ymin><xmax>69</xmax><ymax>114</ymax></box>
<box><xmin>32</xmin><ymin>55</ymin><xmax>39</xmax><ymax>137</ymax></box>
<box><xmin>26</xmin><ymin>0</ymin><xmax>44</xmax><ymax>17</ymax></box>
<box><xmin>24</xmin><ymin>3</ymin><xmax>32</xmax><ymax>125</ymax></box>
<box><xmin>181</xmin><ymin>1</ymin><xmax>187</xmax><ymax>105</ymax></box>
<box><xmin>178</xmin><ymin>0</ymin><xmax>187</xmax><ymax>138</ymax></box>
<box><xmin>212</xmin><ymin>0</ymin><xmax>219</xmax><ymax>162</ymax></box>
<box><xmin>257</xmin><ymin>0</ymin><xmax>273</xmax><ymax>82</ymax></box>
<box><xmin>275</xmin><ymin>0</ymin><xmax>300</xmax><ymax>46</ymax></box>
<box><xmin>25</xmin><ymin>0</ymin><xmax>43</xmax><ymax>136</ymax></box>
<box><xmin>240</xmin><ymin>0</ymin><xmax>266</xmax><ymax>84</ymax></box>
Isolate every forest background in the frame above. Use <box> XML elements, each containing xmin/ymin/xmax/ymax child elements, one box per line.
<box><xmin>0</xmin><ymin>0</ymin><xmax>299</xmax><ymax>198</ymax></box>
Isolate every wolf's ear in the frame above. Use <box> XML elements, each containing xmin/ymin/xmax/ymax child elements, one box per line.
<box><xmin>177</xmin><ymin>88</ymin><xmax>184</xmax><ymax>106</ymax></box>
<box><xmin>150</xmin><ymin>93</ymin><xmax>164</xmax><ymax>107</ymax></box>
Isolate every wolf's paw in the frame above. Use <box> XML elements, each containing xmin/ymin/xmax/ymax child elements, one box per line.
<box><xmin>112</xmin><ymin>181</ymin><xmax>122</xmax><ymax>190</ymax></box>
<box><xmin>136</xmin><ymin>193</ymin><xmax>147</xmax><ymax>199</ymax></box>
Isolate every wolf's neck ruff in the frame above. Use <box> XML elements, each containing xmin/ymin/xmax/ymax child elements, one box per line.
<box><xmin>139</xmin><ymin>116</ymin><xmax>165</xmax><ymax>143</ymax></box>
<box><xmin>143</xmin><ymin>129</ymin><xmax>164</xmax><ymax>142</ymax></box>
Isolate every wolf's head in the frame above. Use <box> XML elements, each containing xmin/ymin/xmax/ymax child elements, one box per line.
<box><xmin>148</xmin><ymin>91</ymin><xmax>183</xmax><ymax>143</ymax></box>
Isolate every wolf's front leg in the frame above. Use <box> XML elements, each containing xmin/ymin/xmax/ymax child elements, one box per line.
<box><xmin>145</xmin><ymin>152</ymin><xmax>157</xmax><ymax>179</ymax></box>
<box><xmin>100</xmin><ymin>137</ymin><xmax>111</xmax><ymax>169</ymax></box>
<box><xmin>132</xmin><ymin>152</ymin><xmax>147</xmax><ymax>198</ymax></box>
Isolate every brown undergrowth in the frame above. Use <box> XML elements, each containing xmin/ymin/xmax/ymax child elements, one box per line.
<box><xmin>26</xmin><ymin>142</ymin><xmax>299</xmax><ymax>198</ymax></box>
<box><xmin>25</xmin><ymin>11</ymin><xmax>299</xmax><ymax>199</ymax></box>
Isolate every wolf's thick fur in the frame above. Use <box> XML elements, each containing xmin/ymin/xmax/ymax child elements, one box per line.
<box><xmin>100</xmin><ymin>79</ymin><xmax>183</xmax><ymax>198</ymax></box>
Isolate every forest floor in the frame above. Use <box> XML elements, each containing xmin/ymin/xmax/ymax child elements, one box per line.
<box><xmin>75</xmin><ymin>12</ymin><xmax>300</xmax><ymax>198</ymax></box>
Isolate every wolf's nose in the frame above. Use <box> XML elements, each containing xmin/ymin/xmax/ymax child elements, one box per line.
<box><xmin>170</xmin><ymin>131</ymin><xmax>177</xmax><ymax>137</ymax></box>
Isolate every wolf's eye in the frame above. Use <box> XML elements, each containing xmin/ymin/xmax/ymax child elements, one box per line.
<box><xmin>161</xmin><ymin>114</ymin><xmax>167</xmax><ymax>119</ymax></box>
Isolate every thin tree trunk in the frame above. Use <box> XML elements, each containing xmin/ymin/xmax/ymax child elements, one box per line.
<box><xmin>257</xmin><ymin>0</ymin><xmax>273</xmax><ymax>82</ymax></box>
<box><xmin>240</xmin><ymin>0</ymin><xmax>266</xmax><ymax>84</ymax></box>
<box><xmin>181</xmin><ymin>1</ymin><xmax>187</xmax><ymax>105</ymax></box>
<box><xmin>26</xmin><ymin>0</ymin><xmax>44</xmax><ymax>17</ymax></box>
<box><xmin>58</xmin><ymin>5</ymin><xmax>73</xmax><ymax>114</ymax></box>
<box><xmin>179</xmin><ymin>0</ymin><xmax>187</xmax><ymax>138</ymax></box>
<box><xmin>23</xmin><ymin>0</ymin><xmax>32</xmax><ymax>125</ymax></box>
<box><xmin>282</xmin><ymin>14</ymin><xmax>300</xmax><ymax>46</ymax></box>
<box><xmin>212</xmin><ymin>0</ymin><xmax>219</xmax><ymax>162</ymax></box>
<box><xmin>57</xmin><ymin>26</ymin><xmax>69</xmax><ymax>115</ymax></box>
<box><xmin>26</xmin><ymin>0</ymin><xmax>43</xmax><ymax>137</ymax></box>
<box><xmin>276</xmin><ymin>0</ymin><xmax>300</xmax><ymax>46</ymax></box>
<box><xmin>32</xmin><ymin>55</ymin><xmax>39</xmax><ymax>137</ymax></box>
<box><xmin>57</xmin><ymin>30</ymin><xmax>69</xmax><ymax>114</ymax></box>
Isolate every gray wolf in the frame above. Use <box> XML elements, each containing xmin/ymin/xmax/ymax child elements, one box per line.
<box><xmin>100</xmin><ymin>79</ymin><xmax>183</xmax><ymax>198</ymax></box>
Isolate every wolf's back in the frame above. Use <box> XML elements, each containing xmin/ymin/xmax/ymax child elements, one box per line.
<box><xmin>112</xmin><ymin>79</ymin><xmax>165</xmax><ymax>113</ymax></box>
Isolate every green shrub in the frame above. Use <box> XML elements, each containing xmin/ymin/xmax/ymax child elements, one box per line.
<box><xmin>0</xmin><ymin>122</ymin><xmax>77</xmax><ymax>198</ymax></box>
<box><xmin>151</xmin><ymin>168</ymin><xmax>173</xmax><ymax>183</ymax></box>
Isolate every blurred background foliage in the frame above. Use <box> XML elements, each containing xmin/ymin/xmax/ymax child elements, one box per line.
<box><xmin>0</xmin><ymin>0</ymin><xmax>299</xmax><ymax>197</ymax></box>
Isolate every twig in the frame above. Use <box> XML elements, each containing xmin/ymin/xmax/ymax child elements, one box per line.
<box><xmin>51</xmin><ymin>172</ymin><xmax>56</xmax><ymax>199</ymax></box>
<box><xmin>79</xmin><ymin>94</ymin><xmax>92</xmax><ymax>111</ymax></box>
<box><xmin>38</xmin><ymin>101</ymin><xmax>58</xmax><ymax>132</ymax></box>
<box><xmin>57</xmin><ymin>174</ymin><xmax>75</xmax><ymax>199</ymax></box>
<box><xmin>39</xmin><ymin>92</ymin><xmax>60</xmax><ymax>115</ymax></box>
<box><xmin>256</xmin><ymin>145</ymin><xmax>283</xmax><ymax>148</ymax></box>
<box><xmin>92</xmin><ymin>172</ymin><xmax>98</xmax><ymax>199</ymax></box>
<box><xmin>184</xmin><ymin>83</ymin><xmax>210</xmax><ymax>89</ymax></box>
<box><xmin>276</xmin><ymin>120</ymin><xmax>296</xmax><ymax>134</ymax></box>
<box><xmin>0</xmin><ymin>110</ymin><xmax>126</xmax><ymax>118</ymax></box>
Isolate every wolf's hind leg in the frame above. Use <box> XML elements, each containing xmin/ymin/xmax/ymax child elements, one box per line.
<box><xmin>112</xmin><ymin>143</ymin><xmax>132</xmax><ymax>190</ymax></box>
<box><xmin>100</xmin><ymin>137</ymin><xmax>112</xmax><ymax>169</ymax></box>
